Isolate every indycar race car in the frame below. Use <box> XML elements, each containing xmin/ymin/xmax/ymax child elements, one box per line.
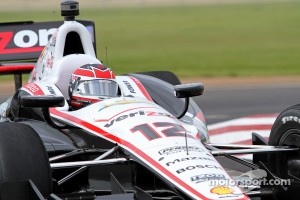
<box><xmin>0</xmin><ymin>1</ymin><xmax>299</xmax><ymax>200</ymax></box>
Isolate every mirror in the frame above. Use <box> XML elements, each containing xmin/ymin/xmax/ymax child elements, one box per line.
<box><xmin>19</xmin><ymin>95</ymin><xmax>65</xmax><ymax>108</ymax></box>
<box><xmin>173</xmin><ymin>83</ymin><xmax>204</xmax><ymax>119</ymax></box>
<box><xmin>174</xmin><ymin>83</ymin><xmax>204</xmax><ymax>98</ymax></box>
<box><xmin>19</xmin><ymin>95</ymin><xmax>69</xmax><ymax>129</ymax></box>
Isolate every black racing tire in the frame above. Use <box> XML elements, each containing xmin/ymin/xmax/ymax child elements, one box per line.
<box><xmin>135</xmin><ymin>71</ymin><xmax>181</xmax><ymax>85</ymax></box>
<box><xmin>268</xmin><ymin>104</ymin><xmax>300</xmax><ymax>173</ymax></box>
<box><xmin>268</xmin><ymin>104</ymin><xmax>300</xmax><ymax>199</ymax></box>
<box><xmin>0</xmin><ymin>122</ymin><xmax>52</xmax><ymax>197</ymax></box>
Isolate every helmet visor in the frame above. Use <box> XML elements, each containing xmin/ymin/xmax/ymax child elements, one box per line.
<box><xmin>74</xmin><ymin>79</ymin><xmax>119</xmax><ymax>98</ymax></box>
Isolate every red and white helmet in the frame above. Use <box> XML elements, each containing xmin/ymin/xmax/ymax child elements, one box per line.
<box><xmin>68</xmin><ymin>64</ymin><xmax>119</xmax><ymax>108</ymax></box>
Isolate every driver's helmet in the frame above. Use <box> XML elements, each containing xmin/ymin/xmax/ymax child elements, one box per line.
<box><xmin>68</xmin><ymin>64</ymin><xmax>119</xmax><ymax>109</ymax></box>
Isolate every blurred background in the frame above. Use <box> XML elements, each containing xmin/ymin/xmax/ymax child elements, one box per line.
<box><xmin>1</xmin><ymin>0</ymin><xmax>300</xmax><ymax>79</ymax></box>
<box><xmin>1</xmin><ymin>0</ymin><xmax>291</xmax><ymax>10</ymax></box>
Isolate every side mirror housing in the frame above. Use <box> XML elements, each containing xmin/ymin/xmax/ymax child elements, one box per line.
<box><xmin>19</xmin><ymin>95</ymin><xmax>65</xmax><ymax>108</ymax></box>
<box><xmin>174</xmin><ymin>83</ymin><xmax>204</xmax><ymax>98</ymax></box>
<box><xmin>173</xmin><ymin>83</ymin><xmax>204</xmax><ymax>119</ymax></box>
<box><xmin>19</xmin><ymin>95</ymin><xmax>69</xmax><ymax>129</ymax></box>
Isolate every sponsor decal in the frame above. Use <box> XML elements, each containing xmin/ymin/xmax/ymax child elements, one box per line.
<box><xmin>46</xmin><ymin>86</ymin><xmax>56</xmax><ymax>95</ymax></box>
<box><xmin>0</xmin><ymin>20</ymin><xmax>95</xmax><ymax>62</ymax></box>
<box><xmin>104</xmin><ymin>110</ymin><xmax>173</xmax><ymax>128</ymax></box>
<box><xmin>158</xmin><ymin>146</ymin><xmax>204</xmax><ymax>155</ymax></box>
<box><xmin>25</xmin><ymin>83</ymin><xmax>40</xmax><ymax>93</ymax></box>
<box><xmin>50</xmin><ymin>109</ymin><xmax>248</xmax><ymax>200</ymax></box>
<box><xmin>123</xmin><ymin>80</ymin><xmax>136</xmax><ymax>93</ymax></box>
<box><xmin>165</xmin><ymin>157</ymin><xmax>215</xmax><ymax>166</ymax></box>
<box><xmin>221</xmin><ymin>169</ymin><xmax>289</xmax><ymax>193</ymax></box>
<box><xmin>46</xmin><ymin>54</ymin><xmax>54</xmax><ymax>69</ymax></box>
<box><xmin>0</xmin><ymin>29</ymin><xmax>56</xmax><ymax>53</ymax></box>
<box><xmin>37</xmin><ymin>47</ymin><xmax>48</xmax><ymax>63</ymax></box>
<box><xmin>282</xmin><ymin>116</ymin><xmax>300</xmax><ymax>124</ymax></box>
<box><xmin>191</xmin><ymin>174</ymin><xmax>226</xmax><ymax>183</ymax></box>
<box><xmin>131</xmin><ymin>122</ymin><xmax>192</xmax><ymax>141</ymax></box>
<box><xmin>104</xmin><ymin>110</ymin><xmax>145</xmax><ymax>127</ymax></box>
<box><xmin>159</xmin><ymin>157</ymin><xmax>165</xmax><ymax>161</ymax></box>
<box><xmin>50</xmin><ymin>30</ymin><xmax>57</xmax><ymax>46</ymax></box>
<box><xmin>210</xmin><ymin>186</ymin><xmax>234</xmax><ymax>195</ymax></box>
<box><xmin>176</xmin><ymin>165</ymin><xmax>224</xmax><ymax>174</ymax></box>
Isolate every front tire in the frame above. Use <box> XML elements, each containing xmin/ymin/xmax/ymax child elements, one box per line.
<box><xmin>268</xmin><ymin>104</ymin><xmax>300</xmax><ymax>199</ymax></box>
<box><xmin>0</xmin><ymin>122</ymin><xmax>52</xmax><ymax>197</ymax></box>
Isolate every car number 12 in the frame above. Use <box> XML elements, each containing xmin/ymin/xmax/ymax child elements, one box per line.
<box><xmin>130</xmin><ymin>122</ymin><xmax>193</xmax><ymax>141</ymax></box>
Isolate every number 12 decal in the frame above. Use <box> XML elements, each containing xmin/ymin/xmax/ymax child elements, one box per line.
<box><xmin>130</xmin><ymin>122</ymin><xmax>193</xmax><ymax>141</ymax></box>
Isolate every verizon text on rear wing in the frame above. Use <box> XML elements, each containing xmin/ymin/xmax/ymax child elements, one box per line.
<box><xmin>0</xmin><ymin>20</ymin><xmax>96</xmax><ymax>90</ymax></box>
<box><xmin>0</xmin><ymin>20</ymin><xmax>96</xmax><ymax>62</ymax></box>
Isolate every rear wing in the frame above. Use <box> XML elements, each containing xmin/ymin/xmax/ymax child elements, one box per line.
<box><xmin>0</xmin><ymin>20</ymin><xmax>96</xmax><ymax>90</ymax></box>
<box><xmin>0</xmin><ymin>20</ymin><xmax>96</xmax><ymax>62</ymax></box>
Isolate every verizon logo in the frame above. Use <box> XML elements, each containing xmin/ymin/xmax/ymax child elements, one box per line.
<box><xmin>0</xmin><ymin>29</ymin><xmax>56</xmax><ymax>54</ymax></box>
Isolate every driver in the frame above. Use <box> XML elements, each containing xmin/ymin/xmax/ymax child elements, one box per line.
<box><xmin>68</xmin><ymin>63</ymin><xmax>120</xmax><ymax>109</ymax></box>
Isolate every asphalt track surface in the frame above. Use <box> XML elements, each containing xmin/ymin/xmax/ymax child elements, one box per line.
<box><xmin>193</xmin><ymin>82</ymin><xmax>300</xmax><ymax>125</ymax></box>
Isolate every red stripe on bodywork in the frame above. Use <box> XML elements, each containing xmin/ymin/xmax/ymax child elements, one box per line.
<box><xmin>50</xmin><ymin>108</ymin><xmax>248</xmax><ymax>200</ymax></box>
<box><xmin>0</xmin><ymin>65</ymin><xmax>34</xmax><ymax>73</ymax></box>
<box><xmin>129</xmin><ymin>76</ymin><xmax>153</xmax><ymax>101</ymax></box>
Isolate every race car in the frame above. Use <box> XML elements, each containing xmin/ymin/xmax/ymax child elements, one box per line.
<box><xmin>0</xmin><ymin>1</ymin><xmax>299</xmax><ymax>199</ymax></box>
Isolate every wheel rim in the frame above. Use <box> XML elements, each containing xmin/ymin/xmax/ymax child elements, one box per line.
<box><xmin>279</xmin><ymin>129</ymin><xmax>300</xmax><ymax>147</ymax></box>
<box><xmin>277</xmin><ymin>129</ymin><xmax>300</xmax><ymax>178</ymax></box>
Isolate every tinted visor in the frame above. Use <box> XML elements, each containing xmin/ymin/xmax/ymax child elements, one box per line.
<box><xmin>75</xmin><ymin>79</ymin><xmax>119</xmax><ymax>98</ymax></box>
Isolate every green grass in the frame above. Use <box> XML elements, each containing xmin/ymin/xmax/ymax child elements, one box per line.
<box><xmin>1</xmin><ymin>1</ymin><xmax>300</xmax><ymax>78</ymax></box>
